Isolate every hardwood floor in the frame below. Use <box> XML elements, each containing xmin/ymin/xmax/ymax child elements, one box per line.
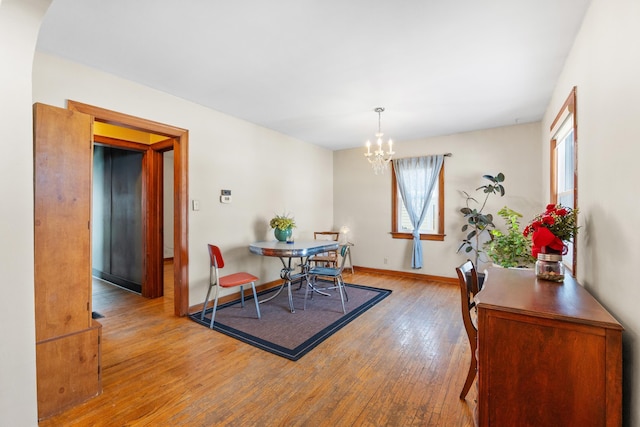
<box><xmin>39</xmin><ymin>265</ymin><xmax>476</xmax><ymax>426</ymax></box>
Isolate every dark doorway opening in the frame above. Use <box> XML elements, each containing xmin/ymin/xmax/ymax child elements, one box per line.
<box><xmin>92</xmin><ymin>145</ymin><xmax>144</xmax><ymax>294</ymax></box>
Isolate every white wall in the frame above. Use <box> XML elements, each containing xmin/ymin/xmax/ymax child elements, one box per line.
<box><xmin>334</xmin><ymin>122</ymin><xmax>543</xmax><ymax>277</ymax></box>
<box><xmin>31</xmin><ymin>52</ymin><xmax>334</xmax><ymax>307</ymax></box>
<box><xmin>0</xmin><ymin>1</ymin><xmax>51</xmax><ymax>425</ymax></box>
<box><xmin>542</xmin><ymin>0</ymin><xmax>640</xmax><ymax>423</ymax></box>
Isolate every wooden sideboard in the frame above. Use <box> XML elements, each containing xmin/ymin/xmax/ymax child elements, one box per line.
<box><xmin>475</xmin><ymin>267</ymin><xmax>623</xmax><ymax>427</ymax></box>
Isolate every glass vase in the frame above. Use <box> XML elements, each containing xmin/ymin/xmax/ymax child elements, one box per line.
<box><xmin>535</xmin><ymin>253</ymin><xmax>565</xmax><ymax>282</ymax></box>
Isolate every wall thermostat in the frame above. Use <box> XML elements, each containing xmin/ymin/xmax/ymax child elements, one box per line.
<box><xmin>220</xmin><ymin>189</ymin><xmax>232</xmax><ymax>203</ymax></box>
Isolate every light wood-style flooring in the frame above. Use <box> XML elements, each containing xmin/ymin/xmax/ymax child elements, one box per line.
<box><xmin>39</xmin><ymin>264</ymin><xmax>476</xmax><ymax>426</ymax></box>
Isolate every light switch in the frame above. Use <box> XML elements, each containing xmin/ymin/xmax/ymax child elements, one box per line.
<box><xmin>192</xmin><ymin>199</ymin><xmax>200</xmax><ymax>211</ymax></box>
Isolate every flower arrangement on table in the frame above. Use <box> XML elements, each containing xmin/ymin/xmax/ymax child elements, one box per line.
<box><xmin>270</xmin><ymin>213</ymin><xmax>296</xmax><ymax>242</ymax></box>
<box><xmin>269</xmin><ymin>213</ymin><xmax>296</xmax><ymax>230</ymax></box>
<box><xmin>523</xmin><ymin>204</ymin><xmax>579</xmax><ymax>258</ymax></box>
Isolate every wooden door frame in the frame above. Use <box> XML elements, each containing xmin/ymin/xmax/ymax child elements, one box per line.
<box><xmin>68</xmin><ymin>100</ymin><xmax>189</xmax><ymax>316</ymax></box>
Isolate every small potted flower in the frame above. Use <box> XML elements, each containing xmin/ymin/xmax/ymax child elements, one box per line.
<box><xmin>523</xmin><ymin>204</ymin><xmax>579</xmax><ymax>281</ymax></box>
<box><xmin>270</xmin><ymin>213</ymin><xmax>296</xmax><ymax>242</ymax></box>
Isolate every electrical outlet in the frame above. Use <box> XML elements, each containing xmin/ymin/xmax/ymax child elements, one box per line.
<box><xmin>220</xmin><ymin>195</ymin><xmax>232</xmax><ymax>204</ymax></box>
<box><xmin>384</xmin><ymin>257</ymin><xmax>388</xmax><ymax>264</ymax></box>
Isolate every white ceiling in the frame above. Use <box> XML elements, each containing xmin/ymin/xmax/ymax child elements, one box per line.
<box><xmin>36</xmin><ymin>0</ymin><xmax>592</xmax><ymax>151</ymax></box>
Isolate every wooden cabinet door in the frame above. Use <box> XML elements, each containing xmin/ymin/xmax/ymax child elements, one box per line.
<box><xmin>36</xmin><ymin>322</ymin><xmax>102</xmax><ymax>419</ymax></box>
<box><xmin>480</xmin><ymin>310</ymin><xmax>607</xmax><ymax>426</ymax></box>
<box><xmin>34</xmin><ymin>103</ymin><xmax>92</xmax><ymax>342</ymax></box>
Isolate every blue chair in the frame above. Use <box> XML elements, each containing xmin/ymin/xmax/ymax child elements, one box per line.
<box><xmin>201</xmin><ymin>244</ymin><xmax>261</xmax><ymax>328</ymax></box>
<box><xmin>304</xmin><ymin>245</ymin><xmax>351</xmax><ymax>313</ymax></box>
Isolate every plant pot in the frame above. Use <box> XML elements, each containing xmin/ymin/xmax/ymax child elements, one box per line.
<box><xmin>274</xmin><ymin>227</ymin><xmax>292</xmax><ymax>242</ymax></box>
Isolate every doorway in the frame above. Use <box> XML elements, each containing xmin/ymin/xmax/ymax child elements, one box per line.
<box><xmin>92</xmin><ymin>145</ymin><xmax>144</xmax><ymax>294</ymax></box>
<box><xmin>68</xmin><ymin>100</ymin><xmax>190</xmax><ymax>316</ymax></box>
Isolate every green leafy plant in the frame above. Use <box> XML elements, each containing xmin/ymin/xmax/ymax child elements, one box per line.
<box><xmin>485</xmin><ymin>206</ymin><xmax>535</xmax><ymax>268</ymax></box>
<box><xmin>269</xmin><ymin>213</ymin><xmax>296</xmax><ymax>231</ymax></box>
<box><xmin>457</xmin><ymin>173</ymin><xmax>505</xmax><ymax>267</ymax></box>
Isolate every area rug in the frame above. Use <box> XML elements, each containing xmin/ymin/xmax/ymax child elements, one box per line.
<box><xmin>189</xmin><ymin>282</ymin><xmax>391</xmax><ymax>361</ymax></box>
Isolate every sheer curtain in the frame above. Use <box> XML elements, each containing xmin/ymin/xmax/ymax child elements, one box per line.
<box><xmin>393</xmin><ymin>155</ymin><xmax>444</xmax><ymax>268</ymax></box>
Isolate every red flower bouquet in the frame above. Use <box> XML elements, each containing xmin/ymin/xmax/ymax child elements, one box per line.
<box><xmin>523</xmin><ymin>204</ymin><xmax>578</xmax><ymax>258</ymax></box>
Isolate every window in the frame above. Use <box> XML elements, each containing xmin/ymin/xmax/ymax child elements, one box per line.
<box><xmin>554</xmin><ymin>119</ymin><xmax>575</xmax><ymax>208</ymax></box>
<box><xmin>391</xmin><ymin>162</ymin><xmax>445</xmax><ymax>241</ymax></box>
<box><xmin>550</xmin><ymin>87</ymin><xmax>578</xmax><ymax>273</ymax></box>
<box><xmin>399</xmin><ymin>179</ymin><xmax>439</xmax><ymax>234</ymax></box>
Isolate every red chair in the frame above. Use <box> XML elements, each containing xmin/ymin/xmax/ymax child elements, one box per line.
<box><xmin>201</xmin><ymin>244</ymin><xmax>261</xmax><ymax>328</ymax></box>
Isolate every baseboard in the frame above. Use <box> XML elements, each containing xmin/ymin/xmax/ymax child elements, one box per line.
<box><xmin>92</xmin><ymin>269</ymin><xmax>142</xmax><ymax>293</ymax></box>
<box><xmin>353</xmin><ymin>266</ymin><xmax>457</xmax><ymax>284</ymax></box>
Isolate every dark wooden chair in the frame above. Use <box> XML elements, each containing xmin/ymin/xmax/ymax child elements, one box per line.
<box><xmin>455</xmin><ymin>260</ymin><xmax>483</xmax><ymax>399</ymax></box>
<box><xmin>310</xmin><ymin>231</ymin><xmax>340</xmax><ymax>268</ymax></box>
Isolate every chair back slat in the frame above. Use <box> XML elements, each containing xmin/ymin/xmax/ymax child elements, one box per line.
<box><xmin>208</xmin><ymin>244</ymin><xmax>225</xmax><ymax>269</ymax></box>
<box><xmin>314</xmin><ymin>231</ymin><xmax>339</xmax><ymax>241</ymax></box>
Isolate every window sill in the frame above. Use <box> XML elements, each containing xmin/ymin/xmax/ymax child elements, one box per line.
<box><xmin>391</xmin><ymin>232</ymin><xmax>445</xmax><ymax>241</ymax></box>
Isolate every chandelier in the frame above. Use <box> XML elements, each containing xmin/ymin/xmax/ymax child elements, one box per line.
<box><xmin>364</xmin><ymin>107</ymin><xmax>395</xmax><ymax>174</ymax></box>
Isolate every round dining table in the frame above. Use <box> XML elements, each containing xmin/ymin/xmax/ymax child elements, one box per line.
<box><xmin>249</xmin><ymin>240</ymin><xmax>339</xmax><ymax>313</ymax></box>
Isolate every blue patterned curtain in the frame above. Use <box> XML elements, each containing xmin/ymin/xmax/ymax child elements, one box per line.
<box><xmin>392</xmin><ymin>155</ymin><xmax>444</xmax><ymax>268</ymax></box>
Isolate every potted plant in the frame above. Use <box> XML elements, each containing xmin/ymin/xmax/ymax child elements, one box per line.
<box><xmin>457</xmin><ymin>173</ymin><xmax>505</xmax><ymax>268</ymax></box>
<box><xmin>485</xmin><ymin>206</ymin><xmax>535</xmax><ymax>268</ymax></box>
<box><xmin>270</xmin><ymin>213</ymin><xmax>296</xmax><ymax>242</ymax></box>
<box><xmin>523</xmin><ymin>204</ymin><xmax>579</xmax><ymax>257</ymax></box>
<box><xmin>523</xmin><ymin>204</ymin><xmax>579</xmax><ymax>281</ymax></box>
